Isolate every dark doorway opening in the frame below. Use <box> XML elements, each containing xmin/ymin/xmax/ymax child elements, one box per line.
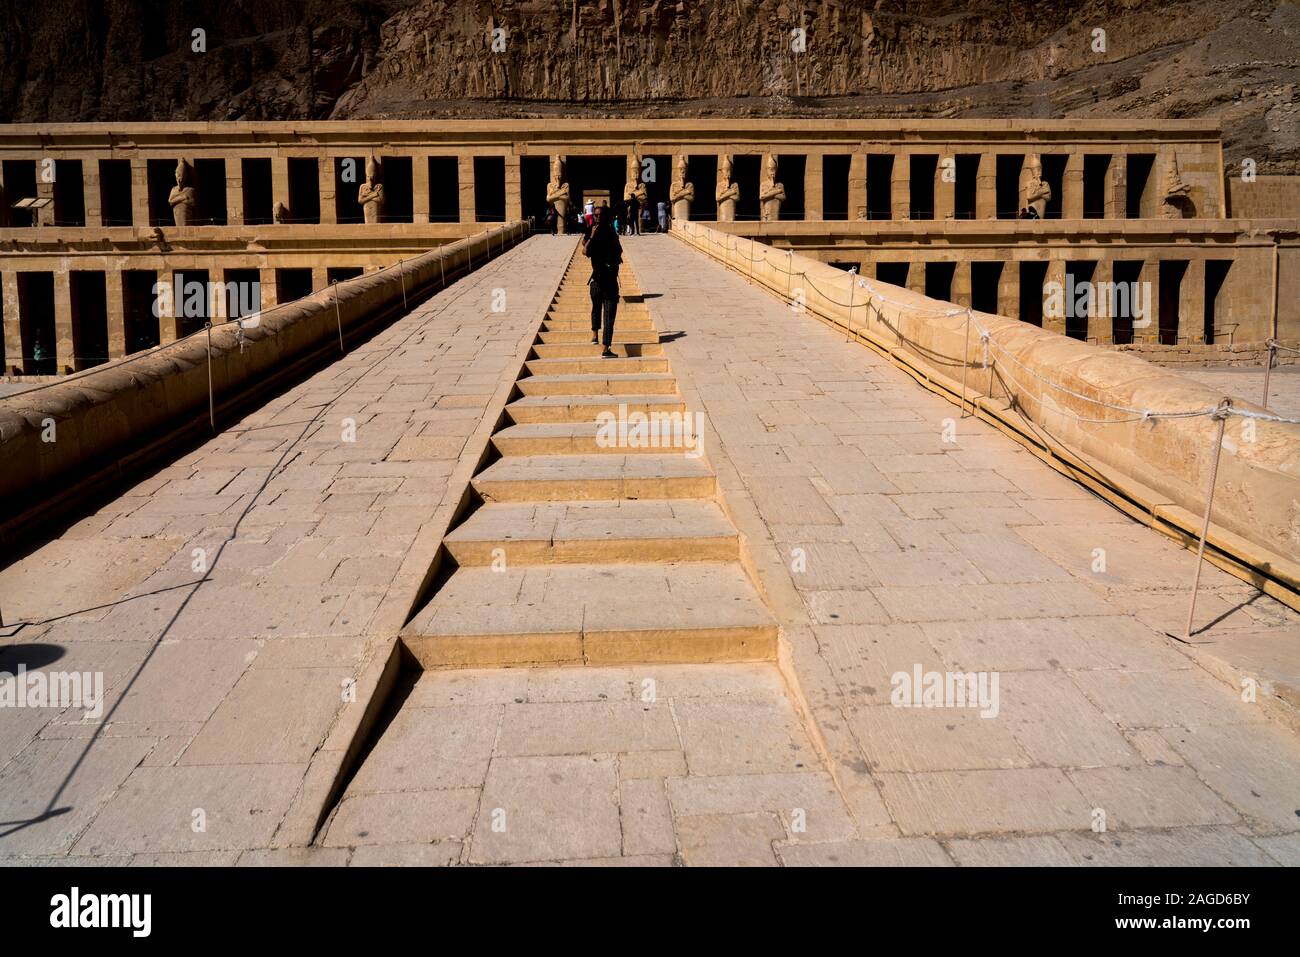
<box><xmin>242</xmin><ymin>158</ymin><xmax>273</xmax><ymax>225</ymax></box>
<box><xmin>644</xmin><ymin>154</ymin><xmax>671</xmax><ymax>218</ymax></box>
<box><xmin>566</xmin><ymin>155</ymin><xmax>625</xmax><ymax>216</ymax></box>
<box><xmin>688</xmin><ymin>156</ymin><xmax>718</xmax><ymax>220</ymax></box>
<box><xmin>335</xmin><ymin>157</ymin><xmax>365</xmax><ymax>224</ymax></box>
<box><xmin>3</xmin><ymin>160</ymin><xmax>38</xmax><ymax>226</ymax></box>
<box><xmin>277</xmin><ymin>268</ymin><xmax>314</xmax><ymax>304</ymax></box>
<box><xmin>173</xmin><ymin>269</ymin><xmax>209</xmax><ymax>337</ymax></box>
<box><xmin>328</xmin><ymin>267</ymin><xmax>364</xmax><ymax>285</ymax></box>
<box><xmin>70</xmin><ymin>271</ymin><xmax>108</xmax><ymax>369</ymax></box>
<box><xmin>99</xmin><ymin>159</ymin><xmax>133</xmax><ymax>226</ymax></box>
<box><xmin>1064</xmin><ymin>261</ymin><xmax>1097</xmax><ymax>340</ymax></box>
<box><xmin>474</xmin><ymin>156</ymin><xmax>506</xmax><ymax>222</ymax></box>
<box><xmin>828</xmin><ymin>261</ymin><xmax>861</xmax><ymax>273</ymax></box>
<box><xmin>925</xmin><ymin>262</ymin><xmax>956</xmax><ymax>302</ymax></box>
<box><xmin>521</xmin><ymin>156</ymin><xmax>550</xmax><ymax>227</ymax></box>
<box><xmin>1019</xmin><ymin>261</ymin><xmax>1049</xmax><ymax>326</ymax></box>
<box><xmin>428</xmin><ymin>157</ymin><xmax>459</xmax><ymax>222</ymax></box>
<box><xmin>146</xmin><ymin>159</ymin><xmax>176</xmax><ymax>226</ymax></box>
<box><xmin>1041</xmin><ymin>155</ymin><xmax>1067</xmax><ymax>219</ymax></box>
<box><xmin>381</xmin><ymin>157</ymin><xmax>413</xmax><ymax>223</ymax></box>
<box><xmin>124</xmin><ymin>270</ymin><xmax>160</xmax><ymax>353</ymax></box>
<box><xmin>954</xmin><ymin>155</ymin><xmax>979</xmax><ymax>220</ymax></box>
<box><xmin>996</xmin><ymin>155</ymin><xmax>1023</xmax><ymax>220</ymax></box>
<box><xmin>972</xmin><ymin>261</ymin><xmax>1002</xmax><ymax>314</ymax></box>
<box><xmin>288</xmin><ymin>158</ymin><xmax>320</xmax><ymax>224</ymax></box>
<box><xmin>866</xmin><ymin>155</ymin><xmax>893</xmax><ymax>220</ymax></box>
<box><xmin>221</xmin><ymin>268</ymin><xmax>262</xmax><ymax>319</ymax></box>
<box><xmin>1126</xmin><ymin>155</ymin><xmax>1155</xmax><ymax>219</ymax></box>
<box><xmin>823</xmin><ymin>154</ymin><xmax>850</xmax><ymax>221</ymax></box>
<box><xmin>17</xmin><ymin>272</ymin><xmax>56</xmax><ymax>373</ymax></box>
<box><xmin>1111</xmin><ymin>260</ymin><xmax>1144</xmax><ymax>344</ymax></box>
<box><xmin>193</xmin><ymin>159</ymin><xmax>226</xmax><ymax>225</ymax></box>
<box><xmin>1204</xmin><ymin>260</ymin><xmax>1231</xmax><ymax>345</ymax></box>
<box><xmin>1083</xmin><ymin>155</ymin><xmax>1110</xmax><ymax>219</ymax></box>
<box><xmin>54</xmin><ymin>159</ymin><xmax>85</xmax><ymax>226</ymax></box>
<box><xmin>776</xmin><ymin>155</ymin><xmax>806</xmax><ymax>220</ymax></box>
<box><xmin>733</xmin><ymin>155</ymin><xmax>761</xmax><ymax>221</ymax></box>
<box><xmin>1158</xmin><ymin>260</ymin><xmax>1187</xmax><ymax>345</ymax></box>
<box><xmin>909</xmin><ymin>155</ymin><xmax>937</xmax><ymax>220</ymax></box>
<box><xmin>876</xmin><ymin>262</ymin><xmax>910</xmax><ymax>288</ymax></box>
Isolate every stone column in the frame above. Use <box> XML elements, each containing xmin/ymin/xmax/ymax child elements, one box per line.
<box><xmin>1136</xmin><ymin>259</ymin><xmax>1158</xmax><ymax>341</ymax></box>
<box><xmin>1043</xmin><ymin>259</ymin><xmax>1067</xmax><ymax>335</ymax></box>
<box><xmin>937</xmin><ymin>155</ymin><xmax>956</xmax><ymax>221</ymax></box>
<box><xmin>976</xmin><ymin>152</ymin><xmax>997</xmax><ymax>220</ymax></box>
<box><xmin>412</xmin><ymin>156</ymin><xmax>430</xmax><ymax>224</ymax></box>
<box><xmin>106</xmin><ymin>270</ymin><xmax>127</xmax><ymax>359</ymax></box>
<box><xmin>999</xmin><ymin>260</ymin><xmax>1020</xmax><ymax>321</ymax></box>
<box><xmin>906</xmin><ymin>258</ymin><xmax>926</xmax><ymax>296</ymax></box>
<box><xmin>84</xmin><ymin>160</ymin><xmax>102</xmax><ymax>227</ymax></box>
<box><xmin>226</xmin><ymin>159</ymin><xmax>244</xmax><ymax>226</ymax></box>
<box><xmin>158</xmin><ymin>270</ymin><xmax>182</xmax><ymax>344</ymax></box>
<box><xmin>1104</xmin><ymin>156</ymin><xmax>1123</xmax><ymax>219</ymax></box>
<box><xmin>1180</xmin><ymin>258</ymin><xmax>1207</xmax><ymax>344</ymax></box>
<box><xmin>505</xmin><ymin>154</ymin><xmax>521</xmax><ymax>222</ymax></box>
<box><xmin>849</xmin><ymin>153</ymin><xmax>867</xmax><ymax>220</ymax></box>
<box><xmin>952</xmin><ymin>261</ymin><xmax>973</xmax><ymax>308</ymax></box>
<box><xmin>804</xmin><ymin>153</ymin><xmax>823</xmax><ymax>221</ymax></box>
<box><xmin>130</xmin><ymin>158</ymin><xmax>150</xmax><ymax>227</ymax></box>
<box><xmin>271</xmin><ymin>157</ymin><xmax>290</xmax><ymax>219</ymax></box>
<box><xmin>1063</xmin><ymin>153</ymin><xmax>1084</xmax><ymax>219</ymax></box>
<box><xmin>2</xmin><ymin>272</ymin><xmax>21</xmax><ymax>373</ymax></box>
<box><xmin>891</xmin><ymin>153</ymin><xmax>911</xmax><ymax>221</ymax></box>
<box><xmin>36</xmin><ymin>165</ymin><xmax>56</xmax><ymax>227</ymax></box>
<box><xmin>458</xmin><ymin>154</ymin><xmax>476</xmax><ymax>223</ymax></box>
<box><xmin>312</xmin><ymin>267</ymin><xmax>328</xmax><ymax>294</ymax></box>
<box><xmin>1091</xmin><ymin>259</ymin><xmax>1114</xmax><ymax>344</ymax></box>
<box><xmin>260</xmin><ymin>267</ymin><xmax>278</xmax><ymax>308</ymax></box>
<box><xmin>53</xmin><ymin>269</ymin><xmax>74</xmax><ymax>373</ymax></box>
<box><xmin>319</xmin><ymin>158</ymin><xmax>337</xmax><ymax>225</ymax></box>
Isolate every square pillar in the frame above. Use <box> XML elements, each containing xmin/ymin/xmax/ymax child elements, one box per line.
<box><xmin>2</xmin><ymin>272</ymin><xmax>21</xmax><ymax>373</ymax></box>
<box><xmin>999</xmin><ymin>260</ymin><xmax>1020</xmax><ymax>319</ymax></box>
<box><xmin>1180</xmin><ymin>258</ymin><xmax>1207</xmax><ymax>344</ymax></box>
<box><xmin>1108</xmin><ymin>156</ymin><xmax>1127</xmax><ymax>219</ymax></box>
<box><xmin>952</xmin><ymin>261</ymin><xmax>973</xmax><ymax>308</ymax></box>
<box><xmin>505</xmin><ymin>154</ymin><xmax>521</xmax><ymax>222</ymax></box>
<box><xmin>260</xmin><ymin>267</ymin><xmax>278</xmax><ymax>308</ymax></box>
<box><xmin>84</xmin><ymin>161</ymin><xmax>102</xmax><ymax>227</ymax></box>
<box><xmin>226</xmin><ymin>161</ymin><xmax>244</xmax><ymax>226</ymax></box>
<box><xmin>319</xmin><ymin>158</ymin><xmax>337</xmax><ymax>225</ymax></box>
<box><xmin>1062</xmin><ymin>153</ymin><xmax>1084</xmax><ymax>219</ymax></box>
<box><xmin>158</xmin><ymin>272</ymin><xmax>182</xmax><ymax>345</ymax></box>
<box><xmin>905</xmin><ymin>258</ymin><xmax>926</xmax><ymax>296</ymax></box>
<box><xmin>1136</xmin><ymin>260</ymin><xmax>1158</xmax><ymax>342</ymax></box>
<box><xmin>976</xmin><ymin>152</ymin><xmax>997</xmax><ymax>220</ymax></box>
<box><xmin>849</xmin><ymin>153</ymin><xmax>867</xmax><ymax>220</ymax></box>
<box><xmin>458</xmin><ymin>155</ymin><xmax>475</xmax><ymax>223</ymax></box>
<box><xmin>804</xmin><ymin>153</ymin><xmax>823</xmax><ymax>221</ymax></box>
<box><xmin>312</xmin><ymin>266</ymin><xmax>328</xmax><ymax>293</ymax></box>
<box><xmin>130</xmin><ymin>158</ymin><xmax>150</xmax><ymax>227</ymax></box>
<box><xmin>891</xmin><ymin>154</ymin><xmax>910</xmax><ymax>221</ymax></box>
<box><xmin>1043</xmin><ymin>259</ymin><xmax>1067</xmax><ymax>335</ymax></box>
<box><xmin>105</xmin><ymin>270</ymin><xmax>127</xmax><ymax>359</ymax></box>
<box><xmin>271</xmin><ymin>157</ymin><xmax>290</xmax><ymax>218</ymax></box>
<box><xmin>36</xmin><ymin>167</ymin><xmax>56</xmax><ymax>227</ymax></box>
<box><xmin>53</xmin><ymin>269</ymin><xmax>74</xmax><ymax>373</ymax></box>
<box><xmin>412</xmin><ymin>155</ymin><xmax>430</xmax><ymax>224</ymax></box>
<box><xmin>937</xmin><ymin>155</ymin><xmax>956</xmax><ymax>221</ymax></box>
<box><xmin>1091</xmin><ymin>259</ymin><xmax>1114</xmax><ymax>344</ymax></box>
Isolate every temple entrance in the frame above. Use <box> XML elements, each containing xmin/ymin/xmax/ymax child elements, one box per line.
<box><xmin>567</xmin><ymin>156</ymin><xmax>626</xmax><ymax>213</ymax></box>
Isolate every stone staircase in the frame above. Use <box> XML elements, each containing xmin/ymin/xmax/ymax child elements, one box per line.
<box><xmin>401</xmin><ymin>244</ymin><xmax>777</xmax><ymax>668</ymax></box>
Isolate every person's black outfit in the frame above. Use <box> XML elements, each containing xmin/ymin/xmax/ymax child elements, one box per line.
<box><xmin>626</xmin><ymin>196</ymin><xmax>640</xmax><ymax>235</ymax></box>
<box><xmin>584</xmin><ymin>219</ymin><xmax>623</xmax><ymax>356</ymax></box>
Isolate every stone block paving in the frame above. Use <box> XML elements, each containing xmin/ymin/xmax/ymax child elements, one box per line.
<box><xmin>0</xmin><ymin>236</ymin><xmax>574</xmax><ymax>864</ymax></box>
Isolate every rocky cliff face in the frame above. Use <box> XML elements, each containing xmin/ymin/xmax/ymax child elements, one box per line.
<box><xmin>2</xmin><ymin>0</ymin><xmax>1297</xmax><ymax>172</ymax></box>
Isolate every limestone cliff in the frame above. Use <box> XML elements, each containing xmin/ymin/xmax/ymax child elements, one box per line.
<box><xmin>1</xmin><ymin>0</ymin><xmax>1296</xmax><ymax>172</ymax></box>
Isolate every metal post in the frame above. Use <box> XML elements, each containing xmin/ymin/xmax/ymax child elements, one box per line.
<box><xmin>846</xmin><ymin>266</ymin><xmax>856</xmax><ymax>342</ymax></box>
<box><xmin>1184</xmin><ymin>399</ymin><xmax>1232</xmax><ymax>640</ymax></box>
<box><xmin>959</xmin><ymin>310</ymin><xmax>973</xmax><ymax>417</ymax></box>
<box><xmin>204</xmin><ymin>322</ymin><xmax>215</xmax><ymax>431</ymax></box>
<box><xmin>332</xmin><ymin>281</ymin><xmax>344</xmax><ymax>353</ymax></box>
<box><xmin>1262</xmin><ymin>340</ymin><xmax>1276</xmax><ymax>410</ymax></box>
<box><xmin>399</xmin><ymin>258</ymin><xmax>408</xmax><ymax>313</ymax></box>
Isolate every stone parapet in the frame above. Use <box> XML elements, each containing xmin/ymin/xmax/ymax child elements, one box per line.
<box><xmin>675</xmin><ymin>220</ymin><xmax>1300</xmax><ymax>604</ymax></box>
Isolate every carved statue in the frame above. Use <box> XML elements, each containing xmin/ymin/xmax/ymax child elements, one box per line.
<box><xmin>759</xmin><ymin>153</ymin><xmax>785</xmax><ymax>222</ymax></box>
<box><xmin>357</xmin><ymin>156</ymin><xmax>385</xmax><ymax>224</ymax></box>
<box><xmin>1024</xmin><ymin>154</ymin><xmax>1051</xmax><ymax>219</ymax></box>
<box><xmin>546</xmin><ymin>155</ymin><xmax>570</xmax><ymax>234</ymax></box>
<box><xmin>669</xmin><ymin>156</ymin><xmax>694</xmax><ymax>223</ymax></box>
<box><xmin>273</xmin><ymin>201</ymin><xmax>289</xmax><ymax>224</ymax></box>
<box><xmin>1161</xmin><ymin>152</ymin><xmax>1195</xmax><ymax>219</ymax></box>
<box><xmin>715</xmin><ymin>154</ymin><xmax>740</xmax><ymax>222</ymax></box>
<box><xmin>168</xmin><ymin>159</ymin><xmax>197</xmax><ymax>227</ymax></box>
<box><xmin>625</xmin><ymin>152</ymin><xmax>649</xmax><ymax>205</ymax></box>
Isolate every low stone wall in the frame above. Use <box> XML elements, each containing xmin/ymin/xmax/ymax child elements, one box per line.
<box><xmin>0</xmin><ymin>222</ymin><xmax>529</xmax><ymax>540</ymax></box>
<box><xmin>676</xmin><ymin>221</ymin><xmax>1300</xmax><ymax>595</ymax></box>
<box><xmin>1109</xmin><ymin>341</ymin><xmax>1300</xmax><ymax>369</ymax></box>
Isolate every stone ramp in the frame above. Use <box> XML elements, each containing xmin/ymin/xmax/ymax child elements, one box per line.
<box><xmin>400</xmin><ymin>249</ymin><xmax>777</xmax><ymax>667</ymax></box>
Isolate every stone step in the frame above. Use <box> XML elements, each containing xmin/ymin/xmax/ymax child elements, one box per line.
<box><xmin>532</xmin><ymin>342</ymin><xmax>665</xmax><ymax>359</ymax></box>
<box><xmin>492</xmin><ymin>420</ymin><xmax>703</xmax><ymax>456</ymax></box>
<box><xmin>525</xmin><ymin>356</ymin><xmax>669</xmax><ymax>375</ymax></box>
<box><xmin>506</xmin><ymin>393</ymin><xmax>686</xmax><ymax>424</ymax></box>
<box><xmin>472</xmin><ymin>453</ymin><xmax>716</xmax><ymax>501</ymax></box>
<box><xmin>444</xmin><ymin>500</ymin><xmax>739</xmax><ymax>565</ymax></box>
<box><xmin>540</xmin><ymin>329</ymin><xmax>657</xmax><ymax>344</ymax></box>
<box><xmin>401</xmin><ymin>561</ymin><xmax>777</xmax><ymax>667</ymax></box>
<box><xmin>544</xmin><ymin>314</ymin><xmax>656</xmax><ymax>328</ymax></box>
<box><xmin>515</xmin><ymin>373</ymin><xmax>678</xmax><ymax>397</ymax></box>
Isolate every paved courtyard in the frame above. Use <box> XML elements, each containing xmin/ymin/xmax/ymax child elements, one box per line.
<box><xmin>1</xmin><ymin>233</ymin><xmax>1297</xmax><ymax>866</ymax></box>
